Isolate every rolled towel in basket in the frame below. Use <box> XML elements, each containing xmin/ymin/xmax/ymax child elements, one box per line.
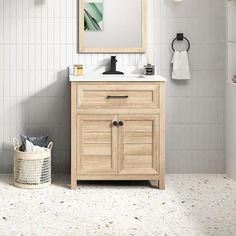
<box><xmin>20</xmin><ymin>134</ymin><xmax>48</xmax><ymax>151</ymax></box>
<box><xmin>13</xmin><ymin>138</ymin><xmax>53</xmax><ymax>188</ymax></box>
<box><xmin>25</xmin><ymin>140</ymin><xmax>46</xmax><ymax>153</ymax></box>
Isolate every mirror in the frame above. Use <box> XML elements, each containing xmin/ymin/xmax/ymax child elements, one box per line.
<box><xmin>79</xmin><ymin>0</ymin><xmax>147</xmax><ymax>53</ymax></box>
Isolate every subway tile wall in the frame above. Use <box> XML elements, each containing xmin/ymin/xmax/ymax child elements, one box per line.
<box><xmin>0</xmin><ymin>0</ymin><xmax>226</xmax><ymax>173</ymax></box>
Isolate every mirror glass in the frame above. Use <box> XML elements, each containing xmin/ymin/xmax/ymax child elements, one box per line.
<box><xmin>79</xmin><ymin>0</ymin><xmax>146</xmax><ymax>53</ymax></box>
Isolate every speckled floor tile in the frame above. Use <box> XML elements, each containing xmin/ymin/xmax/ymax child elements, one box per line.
<box><xmin>0</xmin><ymin>174</ymin><xmax>235</xmax><ymax>236</ymax></box>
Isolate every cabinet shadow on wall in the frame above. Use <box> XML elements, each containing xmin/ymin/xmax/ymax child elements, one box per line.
<box><xmin>1</xmin><ymin>69</ymin><xmax>71</xmax><ymax>174</ymax></box>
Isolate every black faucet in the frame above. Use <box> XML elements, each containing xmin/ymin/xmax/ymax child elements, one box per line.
<box><xmin>103</xmin><ymin>56</ymin><xmax>124</xmax><ymax>75</ymax></box>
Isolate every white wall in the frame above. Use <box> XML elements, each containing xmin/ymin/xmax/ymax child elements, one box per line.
<box><xmin>226</xmin><ymin>0</ymin><xmax>236</xmax><ymax>181</ymax></box>
<box><xmin>0</xmin><ymin>0</ymin><xmax>226</xmax><ymax>173</ymax></box>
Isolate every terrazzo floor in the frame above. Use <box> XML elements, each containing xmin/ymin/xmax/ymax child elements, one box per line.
<box><xmin>0</xmin><ymin>174</ymin><xmax>235</xmax><ymax>236</ymax></box>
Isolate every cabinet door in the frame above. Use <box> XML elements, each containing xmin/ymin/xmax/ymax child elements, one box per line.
<box><xmin>119</xmin><ymin>115</ymin><xmax>159</xmax><ymax>175</ymax></box>
<box><xmin>77</xmin><ymin>115</ymin><xmax>118</xmax><ymax>174</ymax></box>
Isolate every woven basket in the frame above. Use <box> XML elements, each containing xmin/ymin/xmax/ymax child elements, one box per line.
<box><xmin>13</xmin><ymin>138</ymin><xmax>53</xmax><ymax>189</ymax></box>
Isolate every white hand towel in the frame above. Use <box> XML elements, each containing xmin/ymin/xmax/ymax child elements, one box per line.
<box><xmin>171</xmin><ymin>50</ymin><xmax>191</xmax><ymax>80</ymax></box>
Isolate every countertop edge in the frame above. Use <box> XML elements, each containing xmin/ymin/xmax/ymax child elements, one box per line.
<box><xmin>69</xmin><ymin>74</ymin><xmax>167</xmax><ymax>82</ymax></box>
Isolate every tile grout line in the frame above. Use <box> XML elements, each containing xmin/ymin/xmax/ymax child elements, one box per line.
<box><xmin>46</xmin><ymin>0</ymin><xmax>49</xmax><ymax>97</ymax></box>
<box><xmin>40</xmin><ymin>5</ymin><xmax>43</xmax><ymax>93</ymax></box>
<box><xmin>2</xmin><ymin>0</ymin><xmax>5</xmax><ymax>158</ymax></box>
<box><xmin>34</xmin><ymin>0</ymin><xmax>36</xmax><ymax>96</ymax></box>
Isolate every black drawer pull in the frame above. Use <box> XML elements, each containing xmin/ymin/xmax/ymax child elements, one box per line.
<box><xmin>107</xmin><ymin>95</ymin><xmax>128</xmax><ymax>99</ymax></box>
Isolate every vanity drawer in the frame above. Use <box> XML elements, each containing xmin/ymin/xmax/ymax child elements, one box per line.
<box><xmin>76</xmin><ymin>82</ymin><xmax>160</xmax><ymax>109</ymax></box>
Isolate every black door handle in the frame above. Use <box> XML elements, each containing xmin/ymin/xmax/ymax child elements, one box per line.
<box><xmin>119</xmin><ymin>121</ymin><xmax>124</xmax><ymax>126</ymax></box>
<box><xmin>112</xmin><ymin>121</ymin><xmax>119</xmax><ymax>127</ymax></box>
<box><xmin>107</xmin><ymin>96</ymin><xmax>128</xmax><ymax>99</ymax></box>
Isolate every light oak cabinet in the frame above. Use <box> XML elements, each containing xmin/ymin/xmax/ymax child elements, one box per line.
<box><xmin>118</xmin><ymin>115</ymin><xmax>160</xmax><ymax>175</ymax></box>
<box><xmin>71</xmin><ymin>82</ymin><xmax>165</xmax><ymax>189</ymax></box>
<box><xmin>77</xmin><ymin>115</ymin><xmax>118</xmax><ymax>174</ymax></box>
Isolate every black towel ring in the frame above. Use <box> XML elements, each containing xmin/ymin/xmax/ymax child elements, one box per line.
<box><xmin>172</xmin><ymin>33</ymin><xmax>190</xmax><ymax>52</ymax></box>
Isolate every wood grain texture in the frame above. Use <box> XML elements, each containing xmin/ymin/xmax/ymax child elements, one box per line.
<box><xmin>71</xmin><ymin>83</ymin><xmax>77</xmax><ymax>190</ymax></box>
<box><xmin>124</xmin><ymin>156</ymin><xmax>152</xmax><ymax>168</ymax></box>
<box><xmin>83</xmin><ymin>133</ymin><xmax>111</xmax><ymax>144</ymax></box>
<box><xmin>77</xmin><ymin>174</ymin><xmax>160</xmax><ymax>181</ymax></box>
<box><xmin>71</xmin><ymin>81</ymin><xmax>165</xmax><ymax>189</ymax></box>
<box><xmin>124</xmin><ymin>144</ymin><xmax>152</xmax><ymax>156</ymax></box>
<box><xmin>159</xmin><ymin>82</ymin><xmax>166</xmax><ymax>190</ymax></box>
<box><xmin>124</xmin><ymin>133</ymin><xmax>152</xmax><ymax>144</ymax></box>
<box><xmin>83</xmin><ymin>144</ymin><xmax>111</xmax><ymax>156</ymax></box>
<box><xmin>118</xmin><ymin>115</ymin><xmax>159</xmax><ymax>176</ymax></box>
<box><xmin>125</xmin><ymin>121</ymin><xmax>153</xmax><ymax>133</ymax></box>
<box><xmin>77</xmin><ymin>109</ymin><xmax>161</xmax><ymax>115</ymax></box>
<box><xmin>82</xmin><ymin>120</ymin><xmax>111</xmax><ymax>133</ymax></box>
<box><xmin>77</xmin><ymin>82</ymin><xmax>159</xmax><ymax>109</ymax></box>
<box><xmin>77</xmin><ymin>115</ymin><xmax>118</xmax><ymax>175</ymax></box>
<box><xmin>83</xmin><ymin>156</ymin><xmax>112</xmax><ymax>169</ymax></box>
<box><xmin>83</xmin><ymin>90</ymin><xmax>153</xmax><ymax>103</ymax></box>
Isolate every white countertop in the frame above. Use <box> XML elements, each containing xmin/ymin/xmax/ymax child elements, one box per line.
<box><xmin>69</xmin><ymin>74</ymin><xmax>166</xmax><ymax>82</ymax></box>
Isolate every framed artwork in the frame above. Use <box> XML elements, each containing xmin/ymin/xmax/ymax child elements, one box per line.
<box><xmin>79</xmin><ymin>0</ymin><xmax>147</xmax><ymax>53</ymax></box>
<box><xmin>84</xmin><ymin>1</ymin><xmax>103</xmax><ymax>31</ymax></box>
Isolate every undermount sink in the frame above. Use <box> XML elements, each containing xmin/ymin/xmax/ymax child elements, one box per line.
<box><xmin>102</xmin><ymin>74</ymin><xmax>145</xmax><ymax>78</ymax></box>
<box><xmin>69</xmin><ymin>74</ymin><xmax>166</xmax><ymax>82</ymax></box>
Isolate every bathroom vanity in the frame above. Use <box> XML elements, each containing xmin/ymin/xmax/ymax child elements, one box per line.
<box><xmin>70</xmin><ymin>75</ymin><xmax>166</xmax><ymax>189</ymax></box>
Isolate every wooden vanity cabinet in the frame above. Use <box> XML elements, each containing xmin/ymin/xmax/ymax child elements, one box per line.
<box><xmin>71</xmin><ymin>82</ymin><xmax>165</xmax><ymax>189</ymax></box>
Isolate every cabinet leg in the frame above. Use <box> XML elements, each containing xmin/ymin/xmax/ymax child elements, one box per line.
<box><xmin>158</xmin><ymin>178</ymin><xmax>165</xmax><ymax>190</ymax></box>
<box><xmin>71</xmin><ymin>177</ymin><xmax>77</xmax><ymax>190</ymax></box>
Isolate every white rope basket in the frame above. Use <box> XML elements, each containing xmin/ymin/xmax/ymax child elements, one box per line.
<box><xmin>13</xmin><ymin>138</ymin><xmax>53</xmax><ymax>189</ymax></box>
